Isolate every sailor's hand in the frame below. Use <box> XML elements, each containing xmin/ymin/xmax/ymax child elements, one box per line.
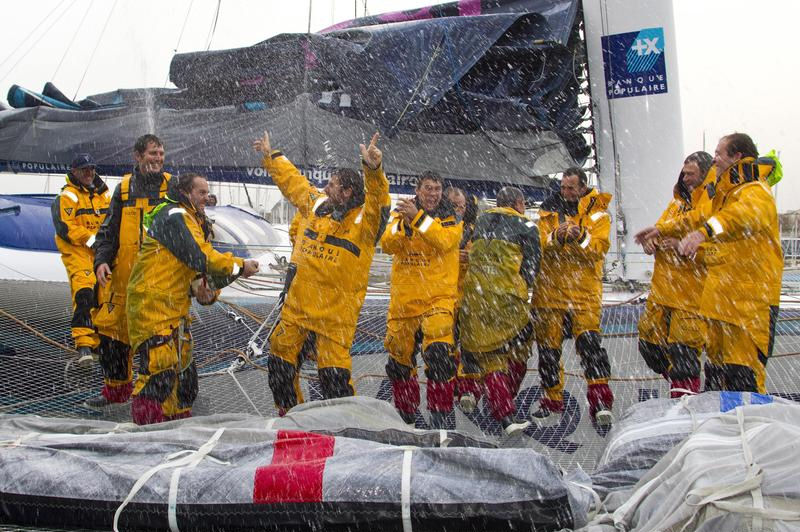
<box><xmin>360</xmin><ymin>132</ymin><xmax>382</xmax><ymax>170</ymax></box>
<box><xmin>678</xmin><ymin>230</ymin><xmax>705</xmax><ymax>258</ymax></box>
<box><xmin>96</xmin><ymin>263</ymin><xmax>111</xmax><ymax>287</ymax></box>
<box><xmin>642</xmin><ymin>239</ymin><xmax>656</xmax><ymax>255</ymax></box>
<box><xmin>555</xmin><ymin>222</ymin><xmax>570</xmax><ymax>243</ymax></box>
<box><xmin>396</xmin><ymin>197</ymin><xmax>418</xmax><ymax>223</ymax></box>
<box><xmin>242</xmin><ymin>259</ymin><xmax>259</xmax><ymax>278</ymax></box>
<box><xmin>253</xmin><ymin>131</ymin><xmax>271</xmax><ymax>154</ymax></box>
<box><xmin>566</xmin><ymin>224</ymin><xmax>581</xmax><ymax>241</ymax></box>
<box><xmin>459</xmin><ymin>249</ymin><xmax>469</xmax><ymax>264</ymax></box>
<box><xmin>635</xmin><ymin>226</ymin><xmax>660</xmax><ymax>246</ymax></box>
<box><xmin>659</xmin><ymin>237</ymin><xmax>680</xmax><ymax>251</ymax></box>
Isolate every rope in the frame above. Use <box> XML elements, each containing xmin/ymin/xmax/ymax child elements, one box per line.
<box><xmin>204</xmin><ymin>0</ymin><xmax>223</xmax><ymax>51</ymax></box>
<box><xmin>73</xmin><ymin>0</ymin><xmax>120</xmax><ymax>100</ymax></box>
<box><xmin>52</xmin><ymin>0</ymin><xmax>95</xmax><ymax>81</ymax></box>
<box><xmin>0</xmin><ymin>308</ymin><xmax>78</xmax><ymax>356</ymax></box>
<box><xmin>0</xmin><ymin>0</ymin><xmax>77</xmax><ymax>87</ymax></box>
<box><xmin>163</xmin><ymin>0</ymin><xmax>196</xmax><ymax>87</ymax></box>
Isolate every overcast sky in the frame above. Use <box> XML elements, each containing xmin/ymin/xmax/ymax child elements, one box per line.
<box><xmin>1</xmin><ymin>0</ymin><xmax>797</xmax><ymax>211</ymax></box>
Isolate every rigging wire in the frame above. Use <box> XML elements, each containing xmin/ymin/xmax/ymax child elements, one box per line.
<box><xmin>52</xmin><ymin>0</ymin><xmax>95</xmax><ymax>82</ymax></box>
<box><xmin>0</xmin><ymin>0</ymin><xmax>68</xmax><ymax>73</ymax></box>
<box><xmin>72</xmin><ymin>0</ymin><xmax>119</xmax><ymax>100</ymax></box>
<box><xmin>0</xmin><ymin>0</ymin><xmax>76</xmax><ymax>88</ymax></box>
<box><xmin>204</xmin><ymin>0</ymin><xmax>222</xmax><ymax>51</ymax></box>
<box><xmin>164</xmin><ymin>0</ymin><xmax>196</xmax><ymax>87</ymax></box>
<box><xmin>307</xmin><ymin>0</ymin><xmax>313</xmax><ymax>34</ymax></box>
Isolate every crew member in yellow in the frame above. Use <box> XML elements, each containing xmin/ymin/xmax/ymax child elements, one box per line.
<box><xmin>677</xmin><ymin>133</ymin><xmax>783</xmax><ymax>394</ymax></box>
<box><xmin>51</xmin><ymin>153</ymin><xmax>111</xmax><ymax>363</ymax></box>
<box><xmin>531</xmin><ymin>167</ymin><xmax>614</xmax><ymax>427</ymax></box>
<box><xmin>636</xmin><ymin>151</ymin><xmax>713</xmax><ymax>397</ymax></box>
<box><xmin>126</xmin><ymin>173</ymin><xmax>258</xmax><ymax>424</ymax></box>
<box><xmin>89</xmin><ymin>134</ymin><xmax>171</xmax><ymax>408</ymax></box>
<box><xmin>445</xmin><ymin>186</ymin><xmax>484</xmax><ymax>412</ymax></box>
<box><xmin>459</xmin><ymin>187</ymin><xmax>540</xmax><ymax>436</ymax></box>
<box><xmin>253</xmin><ymin>131</ymin><xmax>390</xmax><ymax>414</ymax></box>
<box><xmin>382</xmin><ymin>172</ymin><xmax>462</xmax><ymax>429</ymax></box>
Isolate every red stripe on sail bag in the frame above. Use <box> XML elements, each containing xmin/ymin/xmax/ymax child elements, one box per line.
<box><xmin>253</xmin><ymin>430</ymin><xmax>335</xmax><ymax>503</ymax></box>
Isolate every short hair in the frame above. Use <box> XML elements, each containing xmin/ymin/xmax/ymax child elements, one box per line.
<box><xmin>721</xmin><ymin>133</ymin><xmax>758</xmax><ymax>159</ymax></box>
<box><xmin>134</xmin><ymin>134</ymin><xmax>164</xmax><ymax>155</ymax></box>
<box><xmin>684</xmin><ymin>151</ymin><xmax>713</xmax><ymax>180</ymax></box>
<box><xmin>333</xmin><ymin>167</ymin><xmax>365</xmax><ymax>205</ymax></box>
<box><xmin>444</xmin><ymin>186</ymin><xmax>466</xmax><ymax>201</ymax></box>
<box><xmin>418</xmin><ymin>170</ymin><xmax>444</xmax><ymax>188</ymax></box>
<box><xmin>563</xmin><ymin>167</ymin><xmax>587</xmax><ymax>186</ymax></box>
<box><xmin>175</xmin><ymin>172</ymin><xmax>205</xmax><ymax>196</ymax></box>
<box><xmin>496</xmin><ymin>186</ymin><xmax>524</xmax><ymax>208</ymax></box>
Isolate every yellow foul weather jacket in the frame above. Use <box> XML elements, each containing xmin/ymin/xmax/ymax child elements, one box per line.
<box><xmin>459</xmin><ymin>207</ymin><xmax>540</xmax><ymax>353</ymax></box>
<box><xmin>696</xmin><ymin>157</ymin><xmax>783</xmax><ymax>354</ymax></box>
<box><xmin>126</xmin><ymin>193</ymin><xmax>244</xmax><ymax>353</ymax></box>
<box><xmin>93</xmin><ymin>170</ymin><xmax>171</xmax><ymax>343</ymax></box>
<box><xmin>52</xmin><ymin>173</ymin><xmax>111</xmax><ymax>280</ymax></box>
<box><xmin>261</xmin><ymin>150</ymin><xmax>391</xmax><ymax>348</ymax></box>
<box><xmin>381</xmin><ymin>200</ymin><xmax>462</xmax><ymax>319</ymax></box>
<box><xmin>532</xmin><ymin>188</ymin><xmax>611</xmax><ymax>311</ymax></box>
<box><xmin>648</xmin><ymin>172</ymin><xmax>715</xmax><ymax>312</ymax></box>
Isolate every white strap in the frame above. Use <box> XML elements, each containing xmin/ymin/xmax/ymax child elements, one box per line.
<box><xmin>401</xmin><ymin>449</ymin><xmax>413</xmax><ymax>532</ymax></box>
<box><xmin>113</xmin><ymin>428</ymin><xmax>227</xmax><ymax>532</ymax></box>
<box><xmin>226</xmin><ymin>367</ymin><xmax>263</xmax><ymax>416</ymax></box>
<box><xmin>168</xmin><ymin>468</ymin><xmax>183</xmax><ymax>532</ymax></box>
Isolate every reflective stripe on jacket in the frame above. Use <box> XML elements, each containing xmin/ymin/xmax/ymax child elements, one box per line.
<box><xmin>262</xmin><ymin>151</ymin><xmax>391</xmax><ymax>348</ymax></box>
<box><xmin>127</xmin><ymin>198</ymin><xmax>243</xmax><ymax>352</ymax></box>
<box><xmin>382</xmin><ymin>203</ymin><xmax>462</xmax><ymax>319</ymax></box>
<box><xmin>532</xmin><ymin>188</ymin><xmax>611</xmax><ymax>311</ymax></box>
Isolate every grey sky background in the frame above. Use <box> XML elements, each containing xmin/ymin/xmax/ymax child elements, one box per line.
<box><xmin>1</xmin><ymin>0</ymin><xmax>797</xmax><ymax>211</ymax></box>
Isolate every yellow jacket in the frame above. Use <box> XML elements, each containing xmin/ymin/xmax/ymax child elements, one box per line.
<box><xmin>51</xmin><ymin>173</ymin><xmax>111</xmax><ymax>274</ymax></box>
<box><xmin>655</xmin><ymin>167</ymin><xmax>716</xmax><ymax>239</ymax></box>
<box><xmin>126</xmin><ymin>195</ymin><xmax>244</xmax><ymax>352</ymax></box>
<box><xmin>696</xmin><ymin>158</ymin><xmax>782</xmax><ymax>352</ymax></box>
<box><xmin>262</xmin><ymin>151</ymin><xmax>391</xmax><ymax>348</ymax></box>
<box><xmin>648</xmin><ymin>172</ymin><xmax>714</xmax><ymax>312</ymax></box>
<box><xmin>459</xmin><ymin>207</ymin><xmax>540</xmax><ymax>353</ymax></box>
<box><xmin>94</xmin><ymin>171</ymin><xmax>171</xmax><ymax>310</ymax></box>
<box><xmin>382</xmin><ymin>202</ymin><xmax>462</xmax><ymax>319</ymax></box>
<box><xmin>532</xmin><ymin>188</ymin><xmax>611</xmax><ymax>311</ymax></box>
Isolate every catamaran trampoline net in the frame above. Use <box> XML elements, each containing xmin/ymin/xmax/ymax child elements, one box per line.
<box><xmin>1</xmin><ymin>264</ymin><xmax>800</xmax><ymax>475</ymax></box>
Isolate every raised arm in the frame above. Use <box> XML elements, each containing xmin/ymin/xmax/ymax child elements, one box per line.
<box><xmin>254</xmin><ymin>131</ymin><xmax>320</xmax><ymax>218</ymax></box>
<box><xmin>358</xmin><ymin>132</ymin><xmax>391</xmax><ymax>245</ymax></box>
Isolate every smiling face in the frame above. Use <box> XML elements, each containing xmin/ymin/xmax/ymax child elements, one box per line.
<box><xmin>324</xmin><ymin>174</ymin><xmax>353</xmax><ymax>207</ymax></box>
<box><xmin>447</xmin><ymin>189</ymin><xmax>466</xmax><ymax>218</ymax></box>
<box><xmin>560</xmin><ymin>173</ymin><xmax>587</xmax><ymax>202</ymax></box>
<box><xmin>713</xmin><ymin>138</ymin><xmax>741</xmax><ymax>177</ymax></box>
<box><xmin>72</xmin><ymin>166</ymin><xmax>95</xmax><ymax>187</ymax></box>
<box><xmin>134</xmin><ymin>141</ymin><xmax>165</xmax><ymax>175</ymax></box>
<box><xmin>188</xmin><ymin>177</ymin><xmax>210</xmax><ymax>214</ymax></box>
<box><xmin>681</xmin><ymin>160</ymin><xmax>704</xmax><ymax>191</ymax></box>
<box><xmin>417</xmin><ymin>177</ymin><xmax>443</xmax><ymax>212</ymax></box>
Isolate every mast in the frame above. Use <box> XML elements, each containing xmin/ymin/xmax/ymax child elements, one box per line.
<box><xmin>581</xmin><ymin>0</ymin><xmax>684</xmax><ymax>281</ymax></box>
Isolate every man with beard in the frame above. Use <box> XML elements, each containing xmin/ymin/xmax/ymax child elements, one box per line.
<box><xmin>531</xmin><ymin>167</ymin><xmax>614</xmax><ymax>427</ymax></box>
<box><xmin>126</xmin><ymin>173</ymin><xmax>258</xmax><ymax>424</ymax></box>
<box><xmin>635</xmin><ymin>152</ymin><xmax>714</xmax><ymax>396</ymax></box>
<box><xmin>253</xmin><ymin>131</ymin><xmax>390</xmax><ymax>413</ymax></box>
<box><xmin>88</xmin><ymin>134</ymin><xmax>171</xmax><ymax>408</ymax></box>
<box><xmin>382</xmin><ymin>172</ymin><xmax>462</xmax><ymax>428</ymax></box>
